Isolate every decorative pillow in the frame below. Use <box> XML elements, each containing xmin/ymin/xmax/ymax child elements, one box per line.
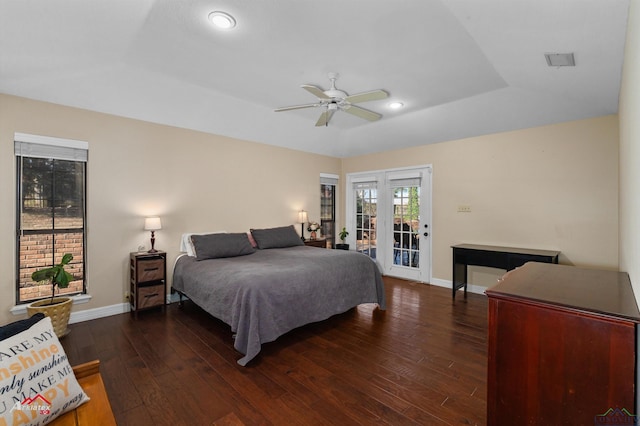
<box><xmin>0</xmin><ymin>316</ymin><xmax>89</xmax><ymax>426</ymax></box>
<box><xmin>250</xmin><ymin>225</ymin><xmax>304</xmax><ymax>249</ymax></box>
<box><xmin>0</xmin><ymin>313</ymin><xmax>45</xmax><ymax>340</ymax></box>
<box><xmin>191</xmin><ymin>233</ymin><xmax>256</xmax><ymax>260</ymax></box>
<box><xmin>180</xmin><ymin>231</ymin><xmax>225</xmax><ymax>256</ymax></box>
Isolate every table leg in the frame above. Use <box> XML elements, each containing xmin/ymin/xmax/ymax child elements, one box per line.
<box><xmin>452</xmin><ymin>261</ymin><xmax>468</xmax><ymax>300</ymax></box>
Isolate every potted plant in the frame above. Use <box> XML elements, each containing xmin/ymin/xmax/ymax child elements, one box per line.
<box><xmin>27</xmin><ymin>253</ymin><xmax>75</xmax><ymax>338</ymax></box>
<box><xmin>336</xmin><ymin>227</ymin><xmax>349</xmax><ymax>250</ymax></box>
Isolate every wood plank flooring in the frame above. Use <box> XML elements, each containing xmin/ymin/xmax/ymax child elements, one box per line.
<box><xmin>61</xmin><ymin>277</ymin><xmax>488</xmax><ymax>425</ymax></box>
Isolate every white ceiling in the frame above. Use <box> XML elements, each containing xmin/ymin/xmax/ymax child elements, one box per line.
<box><xmin>0</xmin><ymin>0</ymin><xmax>629</xmax><ymax>158</ymax></box>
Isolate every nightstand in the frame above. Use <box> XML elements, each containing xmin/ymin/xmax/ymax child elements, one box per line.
<box><xmin>129</xmin><ymin>251</ymin><xmax>166</xmax><ymax>314</ymax></box>
<box><xmin>304</xmin><ymin>239</ymin><xmax>327</xmax><ymax>248</ymax></box>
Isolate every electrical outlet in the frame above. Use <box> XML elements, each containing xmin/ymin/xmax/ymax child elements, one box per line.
<box><xmin>457</xmin><ymin>205</ymin><xmax>472</xmax><ymax>213</ymax></box>
<box><xmin>124</xmin><ymin>291</ymin><xmax>129</xmax><ymax>300</ymax></box>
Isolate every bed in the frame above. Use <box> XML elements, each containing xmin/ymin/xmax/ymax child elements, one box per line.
<box><xmin>172</xmin><ymin>226</ymin><xmax>386</xmax><ymax>366</ymax></box>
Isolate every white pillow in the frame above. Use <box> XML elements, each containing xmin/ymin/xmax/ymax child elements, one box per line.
<box><xmin>180</xmin><ymin>231</ymin><xmax>226</xmax><ymax>256</ymax></box>
<box><xmin>0</xmin><ymin>317</ymin><xmax>90</xmax><ymax>425</ymax></box>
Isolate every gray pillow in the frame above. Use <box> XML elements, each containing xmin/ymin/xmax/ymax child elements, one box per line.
<box><xmin>191</xmin><ymin>233</ymin><xmax>255</xmax><ymax>260</ymax></box>
<box><xmin>250</xmin><ymin>225</ymin><xmax>304</xmax><ymax>249</ymax></box>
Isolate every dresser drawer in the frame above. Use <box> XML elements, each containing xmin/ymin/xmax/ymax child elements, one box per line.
<box><xmin>137</xmin><ymin>284</ymin><xmax>164</xmax><ymax>309</ymax></box>
<box><xmin>136</xmin><ymin>259</ymin><xmax>164</xmax><ymax>282</ymax></box>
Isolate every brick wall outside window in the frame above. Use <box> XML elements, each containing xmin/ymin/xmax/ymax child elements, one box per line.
<box><xmin>18</xmin><ymin>232</ymin><xmax>84</xmax><ymax>302</ymax></box>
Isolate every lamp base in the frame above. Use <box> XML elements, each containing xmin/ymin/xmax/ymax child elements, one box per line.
<box><xmin>148</xmin><ymin>231</ymin><xmax>158</xmax><ymax>253</ymax></box>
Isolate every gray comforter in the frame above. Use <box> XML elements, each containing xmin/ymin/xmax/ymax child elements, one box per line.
<box><xmin>172</xmin><ymin>246</ymin><xmax>386</xmax><ymax>366</ymax></box>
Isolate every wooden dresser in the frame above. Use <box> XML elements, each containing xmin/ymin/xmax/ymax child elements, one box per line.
<box><xmin>486</xmin><ymin>262</ymin><xmax>640</xmax><ymax>425</ymax></box>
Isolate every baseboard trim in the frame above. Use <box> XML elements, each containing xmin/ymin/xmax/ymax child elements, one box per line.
<box><xmin>68</xmin><ymin>302</ymin><xmax>130</xmax><ymax>324</ymax></box>
<box><xmin>69</xmin><ymin>297</ymin><xmax>183</xmax><ymax>324</ymax></box>
<box><xmin>167</xmin><ymin>293</ymin><xmax>182</xmax><ymax>304</ymax></box>
<box><xmin>430</xmin><ymin>278</ymin><xmax>487</xmax><ymax>296</ymax></box>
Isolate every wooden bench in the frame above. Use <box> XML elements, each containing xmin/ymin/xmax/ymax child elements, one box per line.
<box><xmin>49</xmin><ymin>360</ymin><xmax>116</xmax><ymax>426</ymax></box>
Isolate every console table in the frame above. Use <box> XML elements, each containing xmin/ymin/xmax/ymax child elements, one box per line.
<box><xmin>451</xmin><ymin>244</ymin><xmax>559</xmax><ymax>299</ymax></box>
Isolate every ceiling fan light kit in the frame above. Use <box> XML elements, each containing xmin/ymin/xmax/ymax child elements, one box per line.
<box><xmin>275</xmin><ymin>73</ymin><xmax>389</xmax><ymax>127</ymax></box>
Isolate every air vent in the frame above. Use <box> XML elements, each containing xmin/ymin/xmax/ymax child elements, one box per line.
<box><xmin>545</xmin><ymin>53</ymin><xmax>575</xmax><ymax>67</ymax></box>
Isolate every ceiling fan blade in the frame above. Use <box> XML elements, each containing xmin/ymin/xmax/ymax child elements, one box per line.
<box><xmin>345</xmin><ymin>89</ymin><xmax>388</xmax><ymax>104</ymax></box>
<box><xmin>274</xmin><ymin>103</ymin><xmax>319</xmax><ymax>112</ymax></box>
<box><xmin>343</xmin><ymin>105</ymin><xmax>382</xmax><ymax>121</ymax></box>
<box><xmin>302</xmin><ymin>84</ymin><xmax>331</xmax><ymax>100</ymax></box>
<box><xmin>315</xmin><ymin>109</ymin><xmax>335</xmax><ymax>127</ymax></box>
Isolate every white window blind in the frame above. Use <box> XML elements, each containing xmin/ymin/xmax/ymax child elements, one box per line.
<box><xmin>353</xmin><ymin>181</ymin><xmax>377</xmax><ymax>190</ymax></box>
<box><xmin>389</xmin><ymin>177</ymin><xmax>421</xmax><ymax>188</ymax></box>
<box><xmin>320</xmin><ymin>173</ymin><xmax>339</xmax><ymax>186</ymax></box>
<box><xmin>388</xmin><ymin>171</ymin><xmax>421</xmax><ymax>188</ymax></box>
<box><xmin>14</xmin><ymin>133</ymin><xmax>88</xmax><ymax>162</ymax></box>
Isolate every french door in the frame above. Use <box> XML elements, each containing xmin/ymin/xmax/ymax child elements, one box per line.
<box><xmin>346</xmin><ymin>166</ymin><xmax>431</xmax><ymax>282</ymax></box>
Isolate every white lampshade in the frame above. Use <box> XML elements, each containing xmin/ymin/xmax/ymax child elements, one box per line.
<box><xmin>298</xmin><ymin>210</ymin><xmax>308</xmax><ymax>224</ymax></box>
<box><xmin>144</xmin><ymin>217</ymin><xmax>162</xmax><ymax>231</ymax></box>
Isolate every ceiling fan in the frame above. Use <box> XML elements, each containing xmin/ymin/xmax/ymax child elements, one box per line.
<box><xmin>275</xmin><ymin>72</ymin><xmax>388</xmax><ymax>127</ymax></box>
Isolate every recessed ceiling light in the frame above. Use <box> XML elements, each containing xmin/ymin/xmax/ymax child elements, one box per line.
<box><xmin>389</xmin><ymin>102</ymin><xmax>404</xmax><ymax>109</ymax></box>
<box><xmin>208</xmin><ymin>11</ymin><xmax>236</xmax><ymax>29</ymax></box>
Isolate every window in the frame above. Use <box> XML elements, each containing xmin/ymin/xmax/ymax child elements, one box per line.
<box><xmin>320</xmin><ymin>174</ymin><xmax>338</xmax><ymax>248</ymax></box>
<box><xmin>15</xmin><ymin>133</ymin><xmax>88</xmax><ymax>304</ymax></box>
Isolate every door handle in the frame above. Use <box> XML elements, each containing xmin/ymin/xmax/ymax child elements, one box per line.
<box><xmin>423</xmin><ymin>232</ymin><xmax>429</xmax><ymax>237</ymax></box>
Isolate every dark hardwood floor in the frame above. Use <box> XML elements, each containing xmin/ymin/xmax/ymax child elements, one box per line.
<box><xmin>61</xmin><ymin>277</ymin><xmax>488</xmax><ymax>425</ymax></box>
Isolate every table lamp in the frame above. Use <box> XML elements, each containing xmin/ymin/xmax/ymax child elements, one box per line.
<box><xmin>298</xmin><ymin>210</ymin><xmax>308</xmax><ymax>241</ymax></box>
<box><xmin>144</xmin><ymin>216</ymin><xmax>162</xmax><ymax>253</ymax></box>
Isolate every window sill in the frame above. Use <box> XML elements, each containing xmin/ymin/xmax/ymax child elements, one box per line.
<box><xmin>10</xmin><ymin>294</ymin><xmax>92</xmax><ymax>316</ymax></box>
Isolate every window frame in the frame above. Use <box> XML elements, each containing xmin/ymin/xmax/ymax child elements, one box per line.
<box><xmin>14</xmin><ymin>133</ymin><xmax>88</xmax><ymax>305</ymax></box>
<box><xmin>354</xmin><ymin>181</ymin><xmax>378</xmax><ymax>258</ymax></box>
<box><xmin>320</xmin><ymin>173</ymin><xmax>338</xmax><ymax>248</ymax></box>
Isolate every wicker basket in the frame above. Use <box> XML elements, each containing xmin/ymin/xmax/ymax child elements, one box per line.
<box><xmin>27</xmin><ymin>297</ymin><xmax>73</xmax><ymax>338</ymax></box>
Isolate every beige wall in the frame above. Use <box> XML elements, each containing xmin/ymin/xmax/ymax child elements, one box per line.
<box><xmin>619</xmin><ymin>0</ymin><xmax>640</xmax><ymax>308</ymax></box>
<box><xmin>0</xmin><ymin>83</ymin><xmax>627</xmax><ymax>323</ymax></box>
<box><xmin>0</xmin><ymin>94</ymin><xmax>341</xmax><ymax>325</ymax></box>
<box><xmin>342</xmin><ymin>115</ymin><xmax>620</xmax><ymax>286</ymax></box>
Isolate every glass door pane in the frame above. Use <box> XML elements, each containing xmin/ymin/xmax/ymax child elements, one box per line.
<box><xmin>392</xmin><ymin>186</ymin><xmax>420</xmax><ymax>269</ymax></box>
<box><xmin>355</xmin><ymin>186</ymin><xmax>377</xmax><ymax>259</ymax></box>
<box><xmin>320</xmin><ymin>183</ymin><xmax>335</xmax><ymax>248</ymax></box>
